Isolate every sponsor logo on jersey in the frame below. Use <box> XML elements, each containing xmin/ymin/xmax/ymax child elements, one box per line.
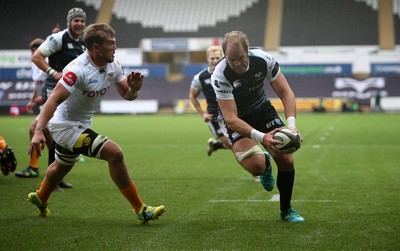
<box><xmin>233</xmin><ymin>80</ymin><xmax>242</xmax><ymax>88</ymax></box>
<box><xmin>248</xmin><ymin>82</ymin><xmax>263</xmax><ymax>92</ymax></box>
<box><xmin>63</xmin><ymin>71</ymin><xmax>77</xmax><ymax>86</ymax></box>
<box><xmin>106</xmin><ymin>72</ymin><xmax>114</xmax><ymax>81</ymax></box>
<box><xmin>214</xmin><ymin>80</ymin><xmax>221</xmax><ymax>88</ymax></box>
<box><xmin>255</xmin><ymin>72</ymin><xmax>264</xmax><ymax>81</ymax></box>
<box><xmin>266</xmin><ymin>118</ymin><xmax>283</xmax><ymax>128</ymax></box>
<box><xmin>214</xmin><ymin>80</ymin><xmax>230</xmax><ymax>88</ymax></box>
<box><xmin>88</xmin><ymin>79</ymin><xmax>98</xmax><ymax>85</ymax></box>
<box><xmin>232</xmin><ymin>132</ymin><xmax>240</xmax><ymax>140</ymax></box>
<box><xmin>271</xmin><ymin>62</ymin><xmax>279</xmax><ymax>77</ymax></box>
<box><xmin>82</xmin><ymin>86</ymin><xmax>110</xmax><ymax>97</ymax></box>
<box><xmin>216</xmin><ymin>90</ymin><xmax>232</xmax><ymax>94</ymax></box>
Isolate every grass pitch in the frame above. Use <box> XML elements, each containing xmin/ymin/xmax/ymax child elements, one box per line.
<box><xmin>0</xmin><ymin>113</ymin><xmax>399</xmax><ymax>250</ymax></box>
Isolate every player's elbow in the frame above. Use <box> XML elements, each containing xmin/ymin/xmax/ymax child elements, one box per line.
<box><xmin>224</xmin><ymin>117</ymin><xmax>237</xmax><ymax>129</ymax></box>
<box><xmin>31</xmin><ymin>53</ymin><xmax>43</xmax><ymax>66</ymax></box>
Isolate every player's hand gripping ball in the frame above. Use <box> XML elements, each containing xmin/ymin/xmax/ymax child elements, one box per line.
<box><xmin>273</xmin><ymin>128</ymin><xmax>301</xmax><ymax>154</ymax></box>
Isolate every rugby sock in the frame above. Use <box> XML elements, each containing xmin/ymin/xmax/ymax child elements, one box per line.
<box><xmin>265</xmin><ymin>153</ymin><xmax>271</xmax><ymax>170</ymax></box>
<box><xmin>0</xmin><ymin>136</ymin><xmax>7</xmax><ymax>151</ymax></box>
<box><xmin>29</xmin><ymin>149</ymin><xmax>40</xmax><ymax>169</ymax></box>
<box><xmin>120</xmin><ymin>182</ymin><xmax>144</xmax><ymax>213</ymax></box>
<box><xmin>37</xmin><ymin>180</ymin><xmax>53</xmax><ymax>203</ymax></box>
<box><xmin>214</xmin><ymin>141</ymin><xmax>224</xmax><ymax>150</ymax></box>
<box><xmin>28</xmin><ymin>143</ymin><xmax>45</xmax><ymax>169</ymax></box>
<box><xmin>48</xmin><ymin>142</ymin><xmax>56</xmax><ymax>166</ymax></box>
<box><xmin>277</xmin><ymin>169</ymin><xmax>295</xmax><ymax>212</ymax></box>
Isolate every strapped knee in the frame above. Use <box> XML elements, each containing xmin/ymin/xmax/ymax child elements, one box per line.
<box><xmin>235</xmin><ymin>145</ymin><xmax>264</xmax><ymax>162</ymax></box>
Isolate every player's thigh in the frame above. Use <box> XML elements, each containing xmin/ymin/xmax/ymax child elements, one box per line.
<box><xmin>232</xmin><ymin>137</ymin><xmax>257</xmax><ymax>153</ymax></box>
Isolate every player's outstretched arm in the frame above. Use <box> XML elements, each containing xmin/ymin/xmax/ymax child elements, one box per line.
<box><xmin>29</xmin><ymin>84</ymin><xmax>70</xmax><ymax>157</ymax></box>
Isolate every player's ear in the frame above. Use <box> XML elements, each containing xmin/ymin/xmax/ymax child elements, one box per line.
<box><xmin>92</xmin><ymin>43</ymin><xmax>101</xmax><ymax>52</ymax></box>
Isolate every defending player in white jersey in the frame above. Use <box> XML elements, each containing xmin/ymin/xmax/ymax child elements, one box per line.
<box><xmin>27</xmin><ymin>23</ymin><xmax>165</xmax><ymax>223</ymax></box>
<box><xmin>16</xmin><ymin>8</ymin><xmax>87</xmax><ymax>189</ymax></box>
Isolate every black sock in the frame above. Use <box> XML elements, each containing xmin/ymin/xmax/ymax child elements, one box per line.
<box><xmin>214</xmin><ymin>141</ymin><xmax>224</xmax><ymax>150</ymax></box>
<box><xmin>264</xmin><ymin>152</ymin><xmax>271</xmax><ymax>173</ymax></box>
<box><xmin>48</xmin><ymin>142</ymin><xmax>56</xmax><ymax>166</ymax></box>
<box><xmin>277</xmin><ymin>169</ymin><xmax>295</xmax><ymax>212</ymax></box>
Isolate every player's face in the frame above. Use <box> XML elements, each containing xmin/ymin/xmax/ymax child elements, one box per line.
<box><xmin>225</xmin><ymin>43</ymin><xmax>249</xmax><ymax>75</ymax></box>
<box><xmin>69</xmin><ymin>17</ymin><xmax>86</xmax><ymax>38</ymax></box>
<box><xmin>207</xmin><ymin>51</ymin><xmax>222</xmax><ymax>72</ymax></box>
<box><xmin>98</xmin><ymin>36</ymin><xmax>117</xmax><ymax>63</ymax></box>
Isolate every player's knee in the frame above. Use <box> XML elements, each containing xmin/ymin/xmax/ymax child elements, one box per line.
<box><xmin>275</xmin><ymin>154</ymin><xmax>294</xmax><ymax>171</ymax></box>
<box><xmin>243</xmin><ymin>156</ymin><xmax>267</xmax><ymax>176</ymax></box>
<box><xmin>102</xmin><ymin>141</ymin><xmax>124</xmax><ymax>163</ymax></box>
<box><xmin>109</xmin><ymin>146</ymin><xmax>124</xmax><ymax>163</ymax></box>
<box><xmin>235</xmin><ymin>145</ymin><xmax>264</xmax><ymax>162</ymax></box>
<box><xmin>221</xmin><ymin>136</ymin><xmax>232</xmax><ymax>149</ymax></box>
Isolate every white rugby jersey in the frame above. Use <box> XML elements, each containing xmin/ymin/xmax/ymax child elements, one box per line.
<box><xmin>31</xmin><ymin>63</ymin><xmax>46</xmax><ymax>82</ymax></box>
<box><xmin>50</xmin><ymin>51</ymin><xmax>125</xmax><ymax>127</ymax></box>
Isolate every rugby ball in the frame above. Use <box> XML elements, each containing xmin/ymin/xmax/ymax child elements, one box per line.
<box><xmin>273</xmin><ymin>129</ymin><xmax>301</xmax><ymax>154</ymax></box>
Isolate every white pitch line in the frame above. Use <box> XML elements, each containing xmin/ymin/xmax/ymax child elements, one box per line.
<box><xmin>208</xmin><ymin>200</ymin><xmax>336</xmax><ymax>203</ymax></box>
<box><xmin>209</xmin><ymin>195</ymin><xmax>335</xmax><ymax>203</ymax></box>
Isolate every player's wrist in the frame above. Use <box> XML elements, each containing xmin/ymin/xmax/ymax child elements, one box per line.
<box><xmin>250</xmin><ymin>129</ymin><xmax>265</xmax><ymax>142</ymax></box>
<box><xmin>287</xmin><ymin>116</ymin><xmax>296</xmax><ymax>130</ymax></box>
<box><xmin>131</xmin><ymin>89</ymin><xmax>140</xmax><ymax>96</ymax></box>
<box><xmin>35</xmin><ymin>127</ymin><xmax>44</xmax><ymax>132</ymax></box>
<box><xmin>46</xmin><ymin>67</ymin><xmax>57</xmax><ymax>77</ymax></box>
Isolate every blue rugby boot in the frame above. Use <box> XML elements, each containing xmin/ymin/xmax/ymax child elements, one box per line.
<box><xmin>259</xmin><ymin>151</ymin><xmax>274</xmax><ymax>191</ymax></box>
<box><xmin>280</xmin><ymin>208</ymin><xmax>305</xmax><ymax>222</ymax></box>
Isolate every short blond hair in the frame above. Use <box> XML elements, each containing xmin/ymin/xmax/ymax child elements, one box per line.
<box><xmin>206</xmin><ymin>46</ymin><xmax>223</xmax><ymax>57</ymax></box>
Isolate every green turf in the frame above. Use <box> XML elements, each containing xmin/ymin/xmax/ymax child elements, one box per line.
<box><xmin>1</xmin><ymin>113</ymin><xmax>399</xmax><ymax>250</ymax></box>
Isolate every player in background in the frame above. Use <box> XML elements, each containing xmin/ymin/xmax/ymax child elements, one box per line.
<box><xmin>211</xmin><ymin>31</ymin><xmax>304</xmax><ymax>222</ymax></box>
<box><xmin>27</xmin><ymin>23</ymin><xmax>165</xmax><ymax>223</ymax></box>
<box><xmin>189</xmin><ymin>46</ymin><xmax>231</xmax><ymax>156</ymax></box>
<box><xmin>190</xmin><ymin>46</ymin><xmax>260</xmax><ymax>181</ymax></box>
<box><xmin>0</xmin><ymin>136</ymin><xmax>17</xmax><ymax>176</ymax></box>
<box><xmin>15</xmin><ymin>8</ymin><xmax>87</xmax><ymax>189</ymax></box>
<box><xmin>15</xmin><ymin>39</ymin><xmax>52</xmax><ymax>176</ymax></box>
